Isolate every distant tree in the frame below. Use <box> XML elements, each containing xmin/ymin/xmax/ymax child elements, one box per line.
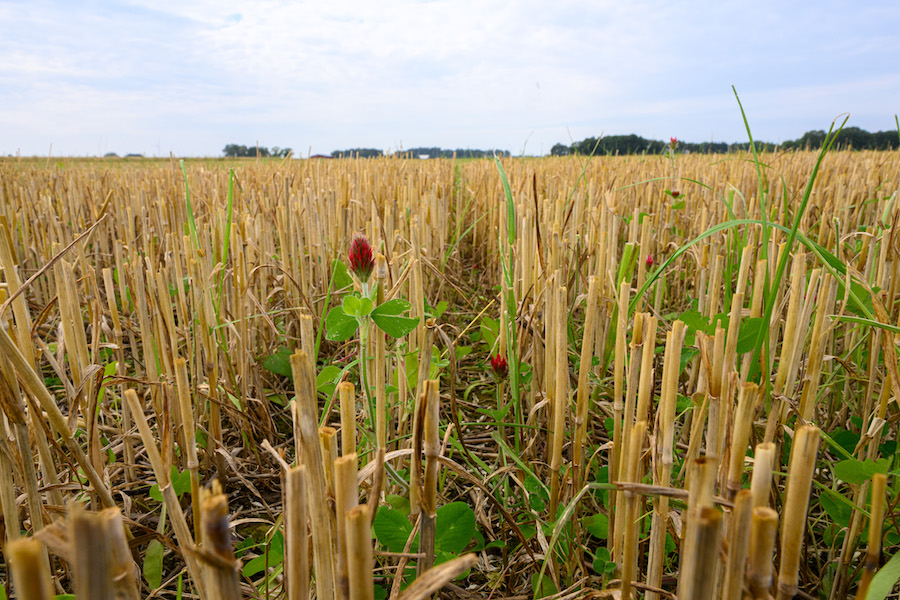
<box><xmin>550</xmin><ymin>143</ymin><xmax>571</xmax><ymax>156</ymax></box>
<box><xmin>224</xmin><ymin>144</ymin><xmax>286</xmax><ymax>157</ymax></box>
<box><xmin>331</xmin><ymin>148</ymin><xmax>384</xmax><ymax>158</ymax></box>
<box><xmin>104</xmin><ymin>152</ymin><xmax>119</xmax><ymax>157</ymax></box>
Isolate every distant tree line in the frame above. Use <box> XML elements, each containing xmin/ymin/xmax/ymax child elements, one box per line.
<box><xmin>223</xmin><ymin>144</ymin><xmax>292</xmax><ymax>158</ymax></box>
<box><xmin>780</xmin><ymin>127</ymin><xmax>899</xmax><ymax>151</ymax></box>
<box><xmin>329</xmin><ymin>147</ymin><xmax>510</xmax><ymax>159</ymax></box>
<box><xmin>551</xmin><ymin>126</ymin><xmax>899</xmax><ymax>156</ymax></box>
<box><xmin>330</xmin><ymin>148</ymin><xmax>384</xmax><ymax>158</ymax></box>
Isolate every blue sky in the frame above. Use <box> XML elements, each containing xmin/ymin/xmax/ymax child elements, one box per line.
<box><xmin>2</xmin><ymin>0</ymin><xmax>899</xmax><ymax>157</ymax></box>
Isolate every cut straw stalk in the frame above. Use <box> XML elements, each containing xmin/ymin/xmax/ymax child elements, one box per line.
<box><xmin>614</xmin><ymin>311</ymin><xmax>643</xmax><ymax>565</ymax></box>
<box><xmin>857</xmin><ymin>472</ymin><xmax>887</xmax><ymax>598</ymax></box>
<box><xmin>646</xmin><ymin>320</ymin><xmax>684</xmax><ymax>600</ymax></box>
<box><xmin>174</xmin><ymin>356</ymin><xmax>202</xmax><ymax>544</ymax></box>
<box><xmin>286</xmin><ymin>465</ymin><xmax>310</xmax><ymax>600</ymax></box>
<box><xmin>776</xmin><ymin>425</ymin><xmax>820</xmax><ymax>600</ymax></box>
<box><xmin>200</xmin><ymin>486</ymin><xmax>241</xmax><ymax>600</ymax></box>
<box><xmin>419</xmin><ymin>379</ymin><xmax>440</xmax><ymax>574</ymax></box>
<box><xmin>124</xmin><ymin>389</ymin><xmax>206</xmax><ymax>598</ymax></box>
<box><xmin>727</xmin><ymin>382</ymin><xmax>758</xmax><ymax>498</ymax></box>
<box><xmin>8</xmin><ymin>538</ymin><xmax>54</xmax><ymax>600</ymax></box>
<box><xmin>335</xmin><ymin>454</ymin><xmax>360</xmax><ymax>600</ymax></box>
<box><xmin>620</xmin><ymin>420</ymin><xmax>646</xmax><ymax>600</ymax></box>
<box><xmin>290</xmin><ymin>350</ymin><xmax>338</xmax><ymax>600</ymax></box>
<box><xmin>609</xmin><ymin>280</ymin><xmax>629</xmax><ymax>553</ymax></box>
<box><xmin>679</xmin><ymin>506</ymin><xmax>723</xmax><ymax>600</ymax></box>
<box><xmin>339</xmin><ymin>381</ymin><xmax>358</xmax><ymax>456</ymax></box>
<box><xmin>346</xmin><ymin>505</ymin><xmax>374</xmax><ymax>600</ymax></box>
<box><xmin>375</xmin><ymin>253</ymin><xmax>388</xmax><ymax>450</ymax></box>
<box><xmin>572</xmin><ymin>276</ymin><xmax>599</xmax><ymax>490</ymax></box>
<box><xmin>747</xmin><ymin>507</ymin><xmax>779</xmax><ymax>600</ymax></box>
<box><xmin>549</xmin><ymin>284</ymin><xmax>568</xmax><ymax>523</ymax></box>
<box><xmin>722</xmin><ymin>490</ymin><xmax>753</xmax><ymax>600</ymax></box>
<box><xmin>750</xmin><ymin>442</ymin><xmax>776</xmax><ymax>509</ymax></box>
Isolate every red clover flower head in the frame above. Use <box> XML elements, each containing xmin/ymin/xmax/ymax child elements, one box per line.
<box><xmin>669</xmin><ymin>137</ymin><xmax>678</xmax><ymax>149</ymax></box>
<box><xmin>646</xmin><ymin>254</ymin><xmax>654</xmax><ymax>268</ymax></box>
<box><xmin>349</xmin><ymin>233</ymin><xmax>375</xmax><ymax>282</ymax></box>
<box><xmin>490</xmin><ymin>354</ymin><xmax>508</xmax><ymax>379</ymax></box>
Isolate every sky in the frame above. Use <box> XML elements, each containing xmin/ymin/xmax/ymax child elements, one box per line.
<box><xmin>1</xmin><ymin>0</ymin><xmax>899</xmax><ymax>157</ymax></box>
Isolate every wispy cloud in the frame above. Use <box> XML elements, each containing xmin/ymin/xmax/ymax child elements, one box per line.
<box><xmin>1</xmin><ymin>0</ymin><xmax>898</xmax><ymax>155</ymax></box>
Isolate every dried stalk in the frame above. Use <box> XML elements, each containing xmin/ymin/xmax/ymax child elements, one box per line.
<box><xmin>200</xmin><ymin>486</ymin><xmax>241</xmax><ymax>600</ymax></box>
<box><xmin>549</xmin><ymin>284</ymin><xmax>568</xmax><ymax>523</ymax></box>
<box><xmin>857</xmin><ymin>472</ymin><xmax>887</xmax><ymax>598</ymax></box>
<box><xmin>339</xmin><ymin>381</ymin><xmax>358</xmax><ymax>456</ymax></box>
<box><xmin>290</xmin><ymin>350</ymin><xmax>338</xmax><ymax>600</ymax></box>
<box><xmin>747</xmin><ymin>507</ymin><xmax>779</xmax><ymax>600</ymax></box>
<box><xmin>419</xmin><ymin>379</ymin><xmax>440</xmax><ymax>574</ymax></box>
<box><xmin>286</xmin><ymin>465</ymin><xmax>310</xmax><ymax>600</ymax></box>
<box><xmin>335</xmin><ymin>454</ymin><xmax>360</xmax><ymax>600</ymax></box>
<box><xmin>646</xmin><ymin>320</ymin><xmax>684</xmax><ymax>600</ymax></box>
<box><xmin>7</xmin><ymin>538</ymin><xmax>54</xmax><ymax>600</ymax></box>
<box><xmin>722</xmin><ymin>489</ymin><xmax>753</xmax><ymax>600</ymax></box>
<box><xmin>776</xmin><ymin>425</ymin><xmax>820</xmax><ymax>600</ymax></box>
<box><xmin>750</xmin><ymin>442</ymin><xmax>776</xmax><ymax>509</ymax></box>
<box><xmin>346</xmin><ymin>505</ymin><xmax>374</xmax><ymax>600</ymax></box>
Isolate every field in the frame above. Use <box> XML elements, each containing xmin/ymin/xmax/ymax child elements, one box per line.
<box><xmin>1</xmin><ymin>143</ymin><xmax>899</xmax><ymax>600</ymax></box>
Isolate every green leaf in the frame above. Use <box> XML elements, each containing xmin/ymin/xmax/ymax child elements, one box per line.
<box><xmin>325</xmin><ymin>306</ymin><xmax>359</xmax><ymax>341</ymax></box>
<box><xmin>583</xmin><ymin>513</ymin><xmax>608</xmax><ymax>539</ymax></box>
<box><xmin>591</xmin><ymin>547</ymin><xmax>616</xmax><ymax>575</ymax></box>
<box><xmin>834</xmin><ymin>458</ymin><xmax>888</xmax><ymax>485</ymax></box>
<box><xmin>820</xmin><ymin>490</ymin><xmax>853</xmax><ymax>528</ymax></box>
<box><xmin>372</xmin><ymin>299</ymin><xmax>418</xmax><ymax>338</ymax></box>
<box><xmin>150</xmin><ymin>466</ymin><xmax>192</xmax><ymax>502</ymax></box>
<box><xmin>427</xmin><ymin>300</ymin><xmax>448</xmax><ymax>319</ymax></box>
<box><xmin>373</xmin><ymin>506</ymin><xmax>414</xmax><ymax>553</ymax></box>
<box><xmin>332</xmin><ymin>259</ymin><xmax>354</xmax><ymax>290</ymax></box>
<box><xmin>316</xmin><ymin>366</ymin><xmax>342</xmax><ymax>391</ymax></box>
<box><xmin>531</xmin><ymin>573</ymin><xmax>558</xmax><ymax>599</ymax></box>
<box><xmin>480</xmin><ymin>316</ymin><xmax>499</xmax><ymax>351</ymax></box>
<box><xmin>455</xmin><ymin>345</ymin><xmax>473</xmax><ymax>360</ymax></box>
<box><xmin>386</xmin><ymin>494</ymin><xmax>411</xmax><ymax>516</ymax></box>
<box><xmin>261</xmin><ymin>346</ymin><xmax>293</xmax><ymax>378</ymax></box>
<box><xmin>143</xmin><ymin>539</ymin><xmax>164</xmax><ymax>589</ymax></box>
<box><xmin>865</xmin><ymin>550</ymin><xmax>900</xmax><ymax>600</ymax></box>
<box><xmin>736</xmin><ymin>317</ymin><xmax>764</xmax><ymax>354</ymax></box>
<box><xmin>831</xmin><ymin>429</ymin><xmax>861</xmax><ymax>456</ymax></box>
<box><xmin>435</xmin><ymin>502</ymin><xmax>476</xmax><ymax>555</ymax></box>
<box><xmin>242</xmin><ymin>532</ymin><xmax>283</xmax><ymax>578</ymax></box>
<box><xmin>357</xmin><ymin>297</ymin><xmax>374</xmax><ymax>317</ymax></box>
<box><xmin>342</xmin><ymin>295</ymin><xmax>361</xmax><ymax>317</ymax></box>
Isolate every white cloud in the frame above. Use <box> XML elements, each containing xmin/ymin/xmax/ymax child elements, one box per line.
<box><xmin>1</xmin><ymin>0</ymin><xmax>899</xmax><ymax>155</ymax></box>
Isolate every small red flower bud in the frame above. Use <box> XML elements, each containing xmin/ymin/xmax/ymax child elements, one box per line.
<box><xmin>671</xmin><ymin>190</ymin><xmax>680</xmax><ymax>198</ymax></box>
<box><xmin>646</xmin><ymin>254</ymin><xmax>654</xmax><ymax>268</ymax></box>
<box><xmin>349</xmin><ymin>234</ymin><xmax>375</xmax><ymax>282</ymax></box>
<box><xmin>490</xmin><ymin>354</ymin><xmax>508</xmax><ymax>379</ymax></box>
<box><xmin>669</xmin><ymin>137</ymin><xmax>678</xmax><ymax>147</ymax></box>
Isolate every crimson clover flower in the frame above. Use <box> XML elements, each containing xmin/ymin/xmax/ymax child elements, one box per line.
<box><xmin>349</xmin><ymin>233</ymin><xmax>375</xmax><ymax>283</ymax></box>
<box><xmin>646</xmin><ymin>254</ymin><xmax>654</xmax><ymax>268</ymax></box>
<box><xmin>669</xmin><ymin>137</ymin><xmax>678</xmax><ymax>149</ymax></box>
<box><xmin>490</xmin><ymin>354</ymin><xmax>508</xmax><ymax>379</ymax></box>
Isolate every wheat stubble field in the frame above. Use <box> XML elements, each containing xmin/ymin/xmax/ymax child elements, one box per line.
<box><xmin>1</xmin><ymin>143</ymin><xmax>900</xmax><ymax>600</ymax></box>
